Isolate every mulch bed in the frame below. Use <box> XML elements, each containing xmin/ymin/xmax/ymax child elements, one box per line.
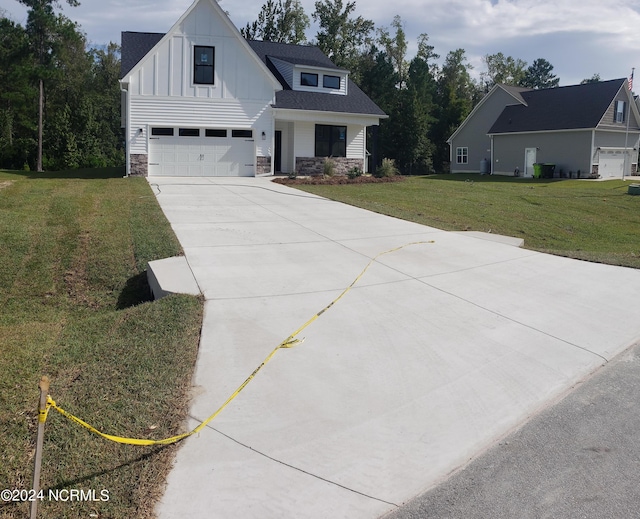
<box><xmin>273</xmin><ymin>175</ymin><xmax>406</xmax><ymax>185</ymax></box>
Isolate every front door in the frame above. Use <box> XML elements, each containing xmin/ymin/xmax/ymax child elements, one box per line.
<box><xmin>524</xmin><ymin>148</ymin><xmax>537</xmax><ymax>177</ymax></box>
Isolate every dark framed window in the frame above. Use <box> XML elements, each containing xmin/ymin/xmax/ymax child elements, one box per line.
<box><xmin>301</xmin><ymin>72</ymin><xmax>318</xmax><ymax>87</ymax></box>
<box><xmin>456</xmin><ymin>147</ymin><xmax>468</xmax><ymax>164</ymax></box>
<box><xmin>151</xmin><ymin>127</ymin><xmax>174</xmax><ymax>136</ymax></box>
<box><xmin>232</xmin><ymin>129</ymin><xmax>253</xmax><ymax>138</ymax></box>
<box><xmin>206</xmin><ymin>129</ymin><xmax>227</xmax><ymax>137</ymax></box>
<box><xmin>315</xmin><ymin>125</ymin><xmax>346</xmax><ymax>157</ymax></box>
<box><xmin>179</xmin><ymin>128</ymin><xmax>200</xmax><ymax>137</ymax></box>
<box><xmin>194</xmin><ymin>46</ymin><xmax>214</xmax><ymax>85</ymax></box>
<box><xmin>323</xmin><ymin>75</ymin><xmax>341</xmax><ymax>89</ymax></box>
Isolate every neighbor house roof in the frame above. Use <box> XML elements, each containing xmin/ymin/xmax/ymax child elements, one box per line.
<box><xmin>489</xmin><ymin>78</ymin><xmax>626</xmax><ymax>134</ymax></box>
<box><xmin>247</xmin><ymin>40</ymin><xmax>385</xmax><ymax>117</ymax></box>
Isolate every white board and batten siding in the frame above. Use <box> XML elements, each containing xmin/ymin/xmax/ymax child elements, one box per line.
<box><xmin>124</xmin><ymin>0</ymin><xmax>279</xmax><ymax>176</ymax></box>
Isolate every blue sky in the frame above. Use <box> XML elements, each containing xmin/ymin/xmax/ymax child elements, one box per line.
<box><xmin>1</xmin><ymin>0</ymin><xmax>637</xmax><ymax>87</ymax></box>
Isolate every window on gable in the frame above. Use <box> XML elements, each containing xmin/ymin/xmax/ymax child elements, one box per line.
<box><xmin>615</xmin><ymin>100</ymin><xmax>626</xmax><ymax>123</ymax></box>
<box><xmin>315</xmin><ymin>125</ymin><xmax>346</xmax><ymax>157</ymax></box>
<box><xmin>194</xmin><ymin>46</ymin><xmax>215</xmax><ymax>85</ymax></box>
<box><xmin>323</xmin><ymin>75</ymin><xmax>341</xmax><ymax>90</ymax></box>
<box><xmin>456</xmin><ymin>147</ymin><xmax>468</xmax><ymax>164</ymax></box>
<box><xmin>301</xmin><ymin>72</ymin><xmax>318</xmax><ymax>87</ymax></box>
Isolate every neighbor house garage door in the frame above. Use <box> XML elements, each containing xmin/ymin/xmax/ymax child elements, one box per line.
<box><xmin>148</xmin><ymin>128</ymin><xmax>255</xmax><ymax>177</ymax></box>
<box><xmin>598</xmin><ymin>149</ymin><xmax>629</xmax><ymax>179</ymax></box>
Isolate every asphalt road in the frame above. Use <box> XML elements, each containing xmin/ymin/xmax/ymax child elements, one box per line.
<box><xmin>385</xmin><ymin>341</ymin><xmax>640</xmax><ymax>519</ymax></box>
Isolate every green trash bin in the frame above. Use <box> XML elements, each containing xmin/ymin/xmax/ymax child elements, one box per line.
<box><xmin>533</xmin><ymin>163</ymin><xmax>542</xmax><ymax>178</ymax></box>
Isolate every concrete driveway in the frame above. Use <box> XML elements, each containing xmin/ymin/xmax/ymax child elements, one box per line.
<box><xmin>151</xmin><ymin>177</ymin><xmax>640</xmax><ymax>518</ymax></box>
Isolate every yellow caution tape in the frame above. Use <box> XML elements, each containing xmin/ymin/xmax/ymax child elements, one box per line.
<box><xmin>42</xmin><ymin>241</ymin><xmax>434</xmax><ymax>446</ymax></box>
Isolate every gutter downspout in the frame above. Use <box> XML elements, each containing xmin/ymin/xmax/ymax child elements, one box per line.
<box><xmin>590</xmin><ymin>129</ymin><xmax>595</xmax><ymax>178</ymax></box>
<box><xmin>490</xmin><ymin>135</ymin><xmax>494</xmax><ymax>175</ymax></box>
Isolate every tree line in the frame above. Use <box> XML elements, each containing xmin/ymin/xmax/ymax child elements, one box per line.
<box><xmin>1</xmin><ymin>0</ymin><xmax>598</xmax><ymax>173</ymax></box>
<box><xmin>0</xmin><ymin>0</ymin><xmax>122</xmax><ymax>171</ymax></box>
<box><xmin>242</xmin><ymin>0</ymin><xmax>570</xmax><ymax>174</ymax></box>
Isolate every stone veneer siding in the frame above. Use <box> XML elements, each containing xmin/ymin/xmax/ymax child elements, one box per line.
<box><xmin>256</xmin><ymin>156</ymin><xmax>271</xmax><ymax>175</ymax></box>
<box><xmin>130</xmin><ymin>154</ymin><xmax>148</xmax><ymax>177</ymax></box>
<box><xmin>296</xmin><ymin>157</ymin><xmax>364</xmax><ymax>176</ymax></box>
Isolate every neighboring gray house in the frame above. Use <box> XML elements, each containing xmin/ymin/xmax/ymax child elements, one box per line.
<box><xmin>119</xmin><ymin>0</ymin><xmax>385</xmax><ymax>178</ymax></box>
<box><xmin>448</xmin><ymin>79</ymin><xmax>640</xmax><ymax>178</ymax></box>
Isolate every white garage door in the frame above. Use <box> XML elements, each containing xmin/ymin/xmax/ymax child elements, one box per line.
<box><xmin>148</xmin><ymin>128</ymin><xmax>255</xmax><ymax>177</ymax></box>
<box><xmin>598</xmin><ymin>150</ymin><xmax>628</xmax><ymax>179</ymax></box>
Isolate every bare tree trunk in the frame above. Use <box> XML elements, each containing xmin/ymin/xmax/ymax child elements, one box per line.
<box><xmin>37</xmin><ymin>78</ymin><xmax>43</xmax><ymax>172</ymax></box>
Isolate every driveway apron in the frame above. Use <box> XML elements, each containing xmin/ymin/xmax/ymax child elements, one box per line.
<box><xmin>151</xmin><ymin>177</ymin><xmax>640</xmax><ymax>518</ymax></box>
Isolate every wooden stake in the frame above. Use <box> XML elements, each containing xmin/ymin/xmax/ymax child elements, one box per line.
<box><xmin>30</xmin><ymin>376</ymin><xmax>49</xmax><ymax>519</ymax></box>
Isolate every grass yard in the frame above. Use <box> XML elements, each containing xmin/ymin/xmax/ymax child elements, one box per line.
<box><xmin>294</xmin><ymin>174</ymin><xmax>640</xmax><ymax>269</ymax></box>
<box><xmin>0</xmin><ymin>168</ymin><xmax>203</xmax><ymax>519</ymax></box>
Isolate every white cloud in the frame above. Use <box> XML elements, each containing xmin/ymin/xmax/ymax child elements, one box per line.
<box><xmin>1</xmin><ymin>0</ymin><xmax>638</xmax><ymax>85</ymax></box>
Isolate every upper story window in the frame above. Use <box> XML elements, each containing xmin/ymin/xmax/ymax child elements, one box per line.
<box><xmin>615</xmin><ymin>100</ymin><xmax>626</xmax><ymax>123</ymax></box>
<box><xmin>194</xmin><ymin>46</ymin><xmax>215</xmax><ymax>85</ymax></box>
<box><xmin>301</xmin><ymin>72</ymin><xmax>318</xmax><ymax>87</ymax></box>
<box><xmin>323</xmin><ymin>75</ymin><xmax>341</xmax><ymax>90</ymax></box>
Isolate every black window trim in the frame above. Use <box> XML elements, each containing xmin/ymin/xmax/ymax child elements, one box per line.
<box><xmin>179</xmin><ymin>128</ymin><xmax>200</xmax><ymax>137</ymax></box>
<box><xmin>314</xmin><ymin>124</ymin><xmax>347</xmax><ymax>158</ymax></box>
<box><xmin>194</xmin><ymin>45</ymin><xmax>215</xmax><ymax>85</ymax></box>
<box><xmin>301</xmin><ymin>72</ymin><xmax>319</xmax><ymax>87</ymax></box>
<box><xmin>323</xmin><ymin>75</ymin><xmax>341</xmax><ymax>90</ymax></box>
<box><xmin>206</xmin><ymin>129</ymin><xmax>228</xmax><ymax>138</ymax></box>
<box><xmin>151</xmin><ymin>127</ymin><xmax>174</xmax><ymax>136</ymax></box>
<box><xmin>232</xmin><ymin>129</ymin><xmax>253</xmax><ymax>138</ymax></box>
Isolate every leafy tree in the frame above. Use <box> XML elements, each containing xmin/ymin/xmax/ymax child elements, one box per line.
<box><xmin>376</xmin><ymin>16</ymin><xmax>408</xmax><ymax>87</ymax></box>
<box><xmin>581</xmin><ymin>73</ymin><xmax>601</xmax><ymax>84</ymax></box>
<box><xmin>312</xmin><ymin>0</ymin><xmax>374</xmax><ymax>70</ymax></box>
<box><xmin>20</xmin><ymin>0</ymin><xmax>80</xmax><ymax>171</ymax></box>
<box><xmin>520</xmin><ymin>58</ymin><xmax>559</xmax><ymax>89</ymax></box>
<box><xmin>480</xmin><ymin>52</ymin><xmax>527</xmax><ymax>90</ymax></box>
<box><xmin>431</xmin><ymin>48</ymin><xmax>478</xmax><ymax>171</ymax></box>
<box><xmin>240</xmin><ymin>0</ymin><xmax>309</xmax><ymax>44</ymax></box>
<box><xmin>0</xmin><ymin>17</ymin><xmax>36</xmax><ymax>169</ymax></box>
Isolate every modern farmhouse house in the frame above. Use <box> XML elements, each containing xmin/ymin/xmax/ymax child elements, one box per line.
<box><xmin>448</xmin><ymin>79</ymin><xmax>640</xmax><ymax>179</ymax></box>
<box><xmin>119</xmin><ymin>0</ymin><xmax>386</xmax><ymax>177</ymax></box>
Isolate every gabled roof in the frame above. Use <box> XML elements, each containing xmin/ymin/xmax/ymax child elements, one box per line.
<box><xmin>489</xmin><ymin>78</ymin><xmax>627</xmax><ymax>134</ymax></box>
<box><xmin>447</xmin><ymin>83</ymin><xmax>530</xmax><ymax>143</ymax></box>
<box><xmin>120</xmin><ymin>32</ymin><xmax>164</xmax><ymax>79</ymax></box>
<box><xmin>247</xmin><ymin>40</ymin><xmax>385</xmax><ymax>116</ymax></box>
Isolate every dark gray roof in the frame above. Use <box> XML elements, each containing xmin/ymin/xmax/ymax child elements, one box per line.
<box><xmin>489</xmin><ymin>79</ymin><xmax>626</xmax><ymax>134</ymax></box>
<box><xmin>247</xmin><ymin>40</ymin><xmax>385</xmax><ymax>116</ymax></box>
<box><xmin>119</xmin><ymin>32</ymin><xmax>385</xmax><ymax>117</ymax></box>
<box><xmin>247</xmin><ymin>40</ymin><xmax>345</xmax><ymax>71</ymax></box>
<box><xmin>120</xmin><ymin>31</ymin><xmax>164</xmax><ymax>78</ymax></box>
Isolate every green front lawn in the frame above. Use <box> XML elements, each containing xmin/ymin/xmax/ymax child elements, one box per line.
<box><xmin>0</xmin><ymin>169</ymin><xmax>203</xmax><ymax>519</ymax></box>
<box><xmin>296</xmin><ymin>174</ymin><xmax>640</xmax><ymax>269</ymax></box>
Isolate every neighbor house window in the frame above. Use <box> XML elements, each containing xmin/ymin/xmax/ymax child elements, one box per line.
<box><xmin>301</xmin><ymin>72</ymin><xmax>318</xmax><ymax>87</ymax></box>
<box><xmin>456</xmin><ymin>147</ymin><xmax>468</xmax><ymax>164</ymax></box>
<box><xmin>194</xmin><ymin>46</ymin><xmax>214</xmax><ymax>85</ymax></box>
<box><xmin>315</xmin><ymin>125</ymin><xmax>346</xmax><ymax>157</ymax></box>
<box><xmin>323</xmin><ymin>75</ymin><xmax>341</xmax><ymax>89</ymax></box>
<box><xmin>615</xmin><ymin>100</ymin><xmax>626</xmax><ymax>123</ymax></box>
<box><xmin>151</xmin><ymin>127</ymin><xmax>174</xmax><ymax>136</ymax></box>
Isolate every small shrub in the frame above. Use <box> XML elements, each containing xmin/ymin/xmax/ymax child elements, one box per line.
<box><xmin>347</xmin><ymin>166</ymin><xmax>363</xmax><ymax>179</ymax></box>
<box><xmin>288</xmin><ymin>171</ymin><xmax>297</xmax><ymax>179</ymax></box>
<box><xmin>375</xmin><ymin>158</ymin><xmax>399</xmax><ymax>178</ymax></box>
<box><xmin>323</xmin><ymin>158</ymin><xmax>336</xmax><ymax>177</ymax></box>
